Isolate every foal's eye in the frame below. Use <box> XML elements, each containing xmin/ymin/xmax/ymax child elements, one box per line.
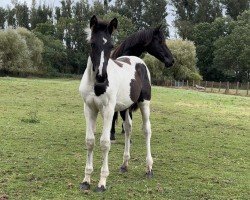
<box><xmin>91</xmin><ymin>43</ymin><xmax>95</xmax><ymax>48</ymax></box>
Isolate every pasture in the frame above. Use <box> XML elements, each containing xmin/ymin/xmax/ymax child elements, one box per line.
<box><xmin>0</xmin><ymin>77</ymin><xmax>249</xmax><ymax>199</ymax></box>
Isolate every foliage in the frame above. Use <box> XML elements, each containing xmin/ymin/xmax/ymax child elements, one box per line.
<box><xmin>171</xmin><ymin>0</ymin><xmax>222</xmax><ymax>40</ymax></box>
<box><xmin>193</xmin><ymin>10</ymin><xmax>250</xmax><ymax>82</ymax></box>
<box><xmin>142</xmin><ymin>0</ymin><xmax>169</xmax><ymax>36</ymax></box>
<box><xmin>0</xmin><ymin>7</ymin><xmax>7</xmax><ymax>29</ymax></box>
<box><xmin>0</xmin><ymin>28</ymin><xmax>30</xmax><ymax>74</ymax></box>
<box><xmin>102</xmin><ymin>11</ymin><xmax>135</xmax><ymax>43</ymax></box>
<box><xmin>0</xmin><ymin>77</ymin><xmax>249</xmax><ymax>199</ymax></box>
<box><xmin>0</xmin><ymin>28</ymin><xmax>43</xmax><ymax>75</ymax></box>
<box><xmin>213</xmin><ymin>10</ymin><xmax>250</xmax><ymax>82</ymax></box>
<box><xmin>221</xmin><ymin>0</ymin><xmax>250</xmax><ymax>20</ymax></box>
<box><xmin>34</xmin><ymin>32</ymin><xmax>67</xmax><ymax>74</ymax></box>
<box><xmin>193</xmin><ymin>17</ymin><xmax>233</xmax><ymax>81</ymax></box>
<box><xmin>144</xmin><ymin>39</ymin><xmax>201</xmax><ymax>82</ymax></box>
<box><xmin>16</xmin><ymin>28</ymin><xmax>44</xmax><ymax>68</ymax></box>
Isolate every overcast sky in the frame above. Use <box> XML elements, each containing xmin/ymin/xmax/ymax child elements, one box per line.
<box><xmin>0</xmin><ymin>0</ymin><xmax>177</xmax><ymax>38</ymax></box>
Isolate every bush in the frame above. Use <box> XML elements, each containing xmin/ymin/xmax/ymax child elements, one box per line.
<box><xmin>0</xmin><ymin>28</ymin><xmax>43</xmax><ymax>75</ymax></box>
<box><xmin>143</xmin><ymin>39</ymin><xmax>202</xmax><ymax>82</ymax></box>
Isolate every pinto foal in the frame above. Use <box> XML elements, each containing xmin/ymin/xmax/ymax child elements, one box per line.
<box><xmin>110</xmin><ymin>27</ymin><xmax>175</xmax><ymax>141</ymax></box>
<box><xmin>79</xmin><ymin>16</ymin><xmax>153</xmax><ymax>192</ymax></box>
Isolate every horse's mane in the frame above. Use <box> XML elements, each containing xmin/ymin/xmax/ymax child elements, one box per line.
<box><xmin>111</xmin><ymin>29</ymin><xmax>154</xmax><ymax>59</ymax></box>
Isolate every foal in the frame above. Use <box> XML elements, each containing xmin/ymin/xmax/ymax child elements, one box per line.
<box><xmin>110</xmin><ymin>27</ymin><xmax>175</xmax><ymax>140</ymax></box>
<box><xmin>79</xmin><ymin>16</ymin><xmax>153</xmax><ymax>192</ymax></box>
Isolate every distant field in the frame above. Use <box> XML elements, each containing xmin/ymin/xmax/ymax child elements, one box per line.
<box><xmin>0</xmin><ymin>77</ymin><xmax>249</xmax><ymax>199</ymax></box>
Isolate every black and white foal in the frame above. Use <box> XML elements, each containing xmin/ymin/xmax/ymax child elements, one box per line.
<box><xmin>79</xmin><ymin>16</ymin><xmax>153</xmax><ymax>192</ymax></box>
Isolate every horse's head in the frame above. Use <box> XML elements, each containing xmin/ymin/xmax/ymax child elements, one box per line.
<box><xmin>89</xmin><ymin>15</ymin><xmax>118</xmax><ymax>82</ymax></box>
<box><xmin>146</xmin><ymin>26</ymin><xmax>174</xmax><ymax>68</ymax></box>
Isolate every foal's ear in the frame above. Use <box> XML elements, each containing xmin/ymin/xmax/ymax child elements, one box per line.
<box><xmin>90</xmin><ymin>15</ymin><xmax>98</xmax><ymax>28</ymax></box>
<box><xmin>108</xmin><ymin>18</ymin><xmax>118</xmax><ymax>34</ymax></box>
<box><xmin>154</xmin><ymin>24</ymin><xmax>162</xmax><ymax>34</ymax></box>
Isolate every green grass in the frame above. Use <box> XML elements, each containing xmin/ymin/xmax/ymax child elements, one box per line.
<box><xmin>0</xmin><ymin>77</ymin><xmax>249</xmax><ymax>200</ymax></box>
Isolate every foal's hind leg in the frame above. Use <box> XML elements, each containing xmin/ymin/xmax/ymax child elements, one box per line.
<box><xmin>110</xmin><ymin>112</ymin><xmax>118</xmax><ymax>141</ymax></box>
<box><xmin>80</xmin><ymin>104</ymin><xmax>98</xmax><ymax>190</ymax></box>
<box><xmin>120</xmin><ymin>110</ymin><xmax>132</xmax><ymax>172</ymax></box>
<box><xmin>139</xmin><ymin>100</ymin><xmax>153</xmax><ymax>178</ymax></box>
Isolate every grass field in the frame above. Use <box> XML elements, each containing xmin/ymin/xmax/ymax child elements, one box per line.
<box><xmin>0</xmin><ymin>77</ymin><xmax>249</xmax><ymax>200</ymax></box>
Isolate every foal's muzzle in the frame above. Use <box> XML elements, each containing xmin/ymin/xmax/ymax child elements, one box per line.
<box><xmin>165</xmin><ymin>58</ymin><xmax>175</xmax><ymax>68</ymax></box>
<box><xmin>96</xmin><ymin>72</ymin><xmax>107</xmax><ymax>83</ymax></box>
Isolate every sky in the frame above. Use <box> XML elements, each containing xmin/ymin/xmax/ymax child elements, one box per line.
<box><xmin>0</xmin><ymin>0</ymin><xmax>177</xmax><ymax>38</ymax></box>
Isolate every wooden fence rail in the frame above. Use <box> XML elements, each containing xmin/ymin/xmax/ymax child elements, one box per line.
<box><xmin>152</xmin><ymin>79</ymin><xmax>250</xmax><ymax>97</ymax></box>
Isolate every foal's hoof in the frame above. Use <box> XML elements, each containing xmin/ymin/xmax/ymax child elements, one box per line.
<box><xmin>95</xmin><ymin>185</ymin><xmax>106</xmax><ymax>192</ymax></box>
<box><xmin>146</xmin><ymin>170</ymin><xmax>153</xmax><ymax>179</ymax></box>
<box><xmin>80</xmin><ymin>182</ymin><xmax>90</xmax><ymax>191</ymax></box>
<box><xmin>120</xmin><ymin>165</ymin><xmax>128</xmax><ymax>173</ymax></box>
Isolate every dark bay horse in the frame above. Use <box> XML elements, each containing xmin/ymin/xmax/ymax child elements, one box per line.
<box><xmin>79</xmin><ymin>16</ymin><xmax>154</xmax><ymax>192</ymax></box>
<box><xmin>110</xmin><ymin>27</ymin><xmax>174</xmax><ymax>141</ymax></box>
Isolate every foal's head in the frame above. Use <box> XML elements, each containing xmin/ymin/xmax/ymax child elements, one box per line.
<box><xmin>89</xmin><ymin>15</ymin><xmax>118</xmax><ymax>82</ymax></box>
<box><xmin>146</xmin><ymin>26</ymin><xmax>174</xmax><ymax>68</ymax></box>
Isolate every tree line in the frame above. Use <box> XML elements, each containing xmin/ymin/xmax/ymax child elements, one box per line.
<box><xmin>0</xmin><ymin>0</ymin><xmax>249</xmax><ymax>82</ymax></box>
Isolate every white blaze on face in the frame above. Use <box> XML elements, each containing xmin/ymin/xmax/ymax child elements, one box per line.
<box><xmin>103</xmin><ymin>37</ymin><xmax>107</xmax><ymax>44</ymax></box>
<box><xmin>98</xmin><ymin>51</ymin><xmax>105</xmax><ymax>76</ymax></box>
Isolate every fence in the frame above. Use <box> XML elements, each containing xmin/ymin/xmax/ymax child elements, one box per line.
<box><xmin>153</xmin><ymin>80</ymin><xmax>250</xmax><ymax>97</ymax></box>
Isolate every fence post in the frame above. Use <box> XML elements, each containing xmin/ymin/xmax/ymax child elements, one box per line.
<box><xmin>182</xmin><ymin>80</ymin><xmax>184</xmax><ymax>87</ymax></box>
<box><xmin>205</xmin><ymin>81</ymin><xmax>207</xmax><ymax>91</ymax></box>
<box><xmin>193</xmin><ymin>80</ymin><xmax>195</xmax><ymax>88</ymax></box>
<box><xmin>247</xmin><ymin>82</ymin><xmax>249</xmax><ymax>96</ymax></box>
<box><xmin>219</xmin><ymin>81</ymin><xmax>221</xmax><ymax>93</ymax></box>
<box><xmin>187</xmin><ymin>80</ymin><xmax>189</xmax><ymax>88</ymax></box>
<box><xmin>225</xmin><ymin>81</ymin><xmax>230</xmax><ymax>94</ymax></box>
<box><xmin>211</xmin><ymin>81</ymin><xmax>214</xmax><ymax>92</ymax></box>
<box><xmin>236</xmin><ymin>82</ymin><xmax>239</xmax><ymax>95</ymax></box>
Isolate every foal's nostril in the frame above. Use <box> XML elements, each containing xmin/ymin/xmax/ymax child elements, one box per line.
<box><xmin>96</xmin><ymin>74</ymin><xmax>107</xmax><ymax>83</ymax></box>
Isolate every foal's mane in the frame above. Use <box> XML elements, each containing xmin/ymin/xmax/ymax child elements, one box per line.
<box><xmin>111</xmin><ymin>29</ymin><xmax>155</xmax><ymax>59</ymax></box>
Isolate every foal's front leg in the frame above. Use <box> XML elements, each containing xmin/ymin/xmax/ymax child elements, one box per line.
<box><xmin>97</xmin><ymin>105</ymin><xmax>115</xmax><ymax>192</ymax></box>
<box><xmin>80</xmin><ymin>104</ymin><xmax>98</xmax><ymax>190</ymax></box>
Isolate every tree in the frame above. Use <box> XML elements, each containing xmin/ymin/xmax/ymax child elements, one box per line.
<box><xmin>34</xmin><ymin>32</ymin><xmax>67</xmax><ymax>74</ymax></box>
<box><xmin>222</xmin><ymin>0</ymin><xmax>249</xmax><ymax>20</ymax></box>
<box><xmin>143</xmin><ymin>0</ymin><xmax>169</xmax><ymax>36</ymax></box>
<box><xmin>193</xmin><ymin>17</ymin><xmax>233</xmax><ymax>81</ymax></box>
<box><xmin>6</xmin><ymin>6</ymin><xmax>16</xmax><ymax>28</ymax></box>
<box><xmin>103</xmin><ymin>12</ymin><xmax>135</xmax><ymax>44</ymax></box>
<box><xmin>15</xmin><ymin>2</ymin><xmax>30</xmax><ymax>29</ymax></box>
<box><xmin>30</xmin><ymin>3</ymin><xmax>52</xmax><ymax>29</ymax></box>
<box><xmin>213</xmin><ymin>10</ymin><xmax>250</xmax><ymax>82</ymax></box>
<box><xmin>16</xmin><ymin>28</ymin><xmax>43</xmax><ymax>68</ymax></box>
<box><xmin>172</xmin><ymin>0</ymin><xmax>222</xmax><ymax>39</ymax></box>
<box><xmin>0</xmin><ymin>8</ymin><xmax>7</xmax><ymax>29</ymax></box>
<box><xmin>122</xmin><ymin>0</ymin><xmax>146</xmax><ymax>31</ymax></box>
<box><xmin>0</xmin><ymin>28</ymin><xmax>31</xmax><ymax>74</ymax></box>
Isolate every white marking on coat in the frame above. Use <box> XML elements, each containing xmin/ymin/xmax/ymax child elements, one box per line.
<box><xmin>103</xmin><ymin>37</ymin><xmax>107</xmax><ymax>44</ymax></box>
<box><xmin>98</xmin><ymin>51</ymin><xmax>105</xmax><ymax>76</ymax></box>
<box><xmin>84</xmin><ymin>28</ymin><xmax>91</xmax><ymax>42</ymax></box>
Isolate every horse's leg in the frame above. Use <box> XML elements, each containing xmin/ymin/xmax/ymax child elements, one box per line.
<box><xmin>120</xmin><ymin>111</ymin><xmax>125</xmax><ymax>134</ymax></box>
<box><xmin>139</xmin><ymin>100</ymin><xmax>153</xmax><ymax>178</ymax></box>
<box><xmin>120</xmin><ymin>110</ymin><xmax>132</xmax><ymax>172</ymax></box>
<box><xmin>97</xmin><ymin>105</ymin><xmax>114</xmax><ymax>192</ymax></box>
<box><xmin>80</xmin><ymin>104</ymin><xmax>98</xmax><ymax>190</ymax></box>
<box><xmin>110</xmin><ymin>111</ymin><xmax>118</xmax><ymax>141</ymax></box>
